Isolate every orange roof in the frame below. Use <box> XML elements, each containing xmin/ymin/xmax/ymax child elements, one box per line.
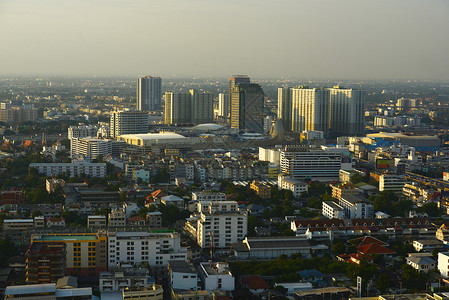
<box><xmin>241</xmin><ymin>275</ymin><xmax>270</xmax><ymax>290</ymax></box>
<box><xmin>23</xmin><ymin>140</ymin><xmax>33</xmax><ymax>148</ymax></box>
<box><xmin>148</xmin><ymin>189</ymin><xmax>167</xmax><ymax>199</ymax></box>
<box><xmin>356</xmin><ymin>243</ymin><xmax>395</xmax><ymax>255</ymax></box>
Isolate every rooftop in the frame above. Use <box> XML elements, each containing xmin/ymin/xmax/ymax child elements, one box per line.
<box><xmin>32</xmin><ymin>234</ymin><xmax>99</xmax><ymax>242</ymax></box>
<box><xmin>119</xmin><ymin>132</ymin><xmax>186</xmax><ymax>140</ymax></box>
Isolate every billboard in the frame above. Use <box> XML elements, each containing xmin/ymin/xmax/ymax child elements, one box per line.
<box><xmin>376</xmin><ymin>159</ymin><xmax>390</xmax><ymax>169</ymax></box>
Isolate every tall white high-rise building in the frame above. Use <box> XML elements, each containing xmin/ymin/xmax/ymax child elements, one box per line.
<box><xmin>328</xmin><ymin>86</ymin><xmax>365</xmax><ymax>136</ymax></box>
<box><xmin>110</xmin><ymin>110</ymin><xmax>149</xmax><ymax>138</ymax></box>
<box><xmin>137</xmin><ymin>76</ymin><xmax>162</xmax><ymax>111</ymax></box>
<box><xmin>218</xmin><ymin>93</ymin><xmax>228</xmax><ymax>118</ymax></box>
<box><xmin>291</xmin><ymin>87</ymin><xmax>329</xmax><ymax>135</ymax></box>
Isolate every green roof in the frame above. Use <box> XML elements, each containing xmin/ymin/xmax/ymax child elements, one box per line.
<box><xmin>34</xmin><ymin>234</ymin><xmax>98</xmax><ymax>241</ymax></box>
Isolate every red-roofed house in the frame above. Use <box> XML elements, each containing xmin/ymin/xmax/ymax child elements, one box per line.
<box><xmin>356</xmin><ymin>243</ymin><xmax>395</xmax><ymax>256</ymax></box>
<box><xmin>241</xmin><ymin>275</ymin><xmax>270</xmax><ymax>294</ymax></box>
<box><xmin>46</xmin><ymin>217</ymin><xmax>66</xmax><ymax>227</ymax></box>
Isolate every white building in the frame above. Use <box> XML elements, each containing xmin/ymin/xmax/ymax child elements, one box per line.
<box><xmin>232</xmin><ymin>236</ymin><xmax>328</xmax><ymax>260</ymax></box>
<box><xmin>217</xmin><ymin>93</ymin><xmax>228</xmax><ymax>118</ymax></box>
<box><xmin>196</xmin><ymin>201</ymin><xmax>247</xmax><ymax>248</ymax></box>
<box><xmin>99</xmin><ymin>268</ymin><xmax>150</xmax><ymax>292</ymax></box>
<box><xmin>406</xmin><ymin>255</ymin><xmax>436</xmax><ymax>273</ymax></box>
<box><xmin>258</xmin><ymin>146</ymin><xmax>281</xmax><ymax>165</ymax></box>
<box><xmin>108</xmin><ymin>231</ymin><xmax>187</xmax><ymax>268</ymax></box>
<box><xmin>322</xmin><ymin>201</ymin><xmax>345</xmax><ymax>219</ymax></box>
<box><xmin>161</xmin><ymin>195</ymin><xmax>184</xmax><ymax>209</ymax></box>
<box><xmin>278</xmin><ymin>174</ymin><xmax>308</xmax><ymax>198</ymax></box>
<box><xmin>70</xmin><ymin>137</ymin><xmax>112</xmax><ymax>160</ymax></box>
<box><xmin>192</xmin><ymin>192</ymin><xmax>226</xmax><ymax>202</ymax></box>
<box><xmin>168</xmin><ymin>261</ymin><xmax>199</xmax><ymax>291</ymax></box>
<box><xmin>301</xmin><ymin>130</ymin><xmax>324</xmax><ymax>140</ymax></box>
<box><xmin>379</xmin><ymin>174</ymin><xmax>405</xmax><ymax>192</ymax></box>
<box><xmin>68</xmin><ymin>125</ymin><xmax>98</xmax><ymax>140</ymax></box>
<box><xmin>339</xmin><ymin>194</ymin><xmax>374</xmax><ymax>219</ymax></box>
<box><xmin>438</xmin><ymin>252</ymin><xmax>449</xmax><ymax>277</ymax></box>
<box><xmin>280</xmin><ymin>146</ymin><xmax>342</xmax><ymax>182</ymax></box>
<box><xmin>110</xmin><ymin>110</ymin><xmax>149</xmax><ymax>138</ymax></box>
<box><xmin>29</xmin><ymin>161</ymin><xmax>107</xmax><ymax>178</ymax></box>
<box><xmin>290</xmin><ymin>87</ymin><xmax>329</xmax><ymax>135</ymax></box>
<box><xmin>199</xmin><ymin>262</ymin><xmax>234</xmax><ymax>292</ymax></box>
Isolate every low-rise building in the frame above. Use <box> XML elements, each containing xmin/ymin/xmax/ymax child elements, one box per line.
<box><xmin>99</xmin><ymin>268</ymin><xmax>150</xmax><ymax>292</ymax></box>
<box><xmin>278</xmin><ymin>174</ymin><xmax>308</xmax><ymax>198</ymax></box>
<box><xmin>250</xmin><ymin>180</ymin><xmax>271</xmax><ymax>199</ymax></box>
<box><xmin>107</xmin><ymin>231</ymin><xmax>187</xmax><ymax>268</ymax></box>
<box><xmin>413</xmin><ymin>239</ymin><xmax>445</xmax><ymax>252</ymax></box>
<box><xmin>232</xmin><ymin>236</ymin><xmax>328</xmax><ymax>260</ymax></box>
<box><xmin>379</xmin><ymin>173</ymin><xmax>405</xmax><ymax>192</ymax></box>
<box><xmin>46</xmin><ymin>217</ymin><xmax>66</xmax><ymax>227</ymax></box>
<box><xmin>322</xmin><ymin>201</ymin><xmax>345</xmax><ymax>219</ymax></box>
<box><xmin>199</xmin><ymin>262</ymin><xmax>234</xmax><ymax>292</ymax></box>
<box><xmin>87</xmin><ymin>215</ymin><xmax>106</xmax><ymax>229</ymax></box>
<box><xmin>3</xmin><ymin>219</ymin><xmax>34</xmax><ymax>231</ymax></box>
<box><xmin>192</xmin><ymin>192</ymin><xmax>226</xmax><ymax>202</ymax></box>
<box><xmin>26</xmin><ymin>242</ymin><xmax>66</xmax><ymax>284</ymax></box>
<box><xmin>108</xmin><ymin>209</ymin><xmax>126</xmax><ymax>227</ymax></box>
<box><xmin>339</xmin><ymin>194</ymin><xmax>374</xmax><ymax>219</ymax></box>
<box><xmin>29</xmin><ymin>161</ymin><xmax>107</xmax><ymax>178</ymax></box>
<box><xmin>146</xmin><ymin>211</ymin><xmax>162</xmax><ymax>228</ymax></box>
<box><xmin>406</xmin><ymin>255</ymin><xmax>436</xmax><ymax>273</ymax></box>
<box><xmin>30</xmin><ymin>233</ymin><xmax>107</xmax><ymax>276</ymax></box>
<box><xmin>168</xmin><ymin>261</ymin><xmax>199</xmax><ymax>291</ymax></box>
<box><xmin>330</xmin><ymin>182</ymin><xmax>359</xmax><ymax>200</ymax></box>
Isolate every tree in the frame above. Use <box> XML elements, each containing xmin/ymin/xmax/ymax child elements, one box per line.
<box><xmin>376</xmin><ymin>273</ymin><xmax>392</xmax><ymax>292</ymax></box>
<box><xmin>417</xmin><ymin>202</ymin><xmax>440</xmax><ymax>217</ymax></box>
<box><xmin>350</xmin><ymin>173</ymin><xmax>365</xmax><ymax>184</ymax></box>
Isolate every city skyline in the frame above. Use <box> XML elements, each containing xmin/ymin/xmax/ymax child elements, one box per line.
<box><xmin>0</xmin><ymin>0</ymin><xmax>448</xmax><ymax>80</ymax></box>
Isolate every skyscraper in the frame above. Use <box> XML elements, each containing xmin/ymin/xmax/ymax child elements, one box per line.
<box><xmin>164</xmin><ymin>90</ymin><xmax>214</xmax><ymax>125</ymax></box>
<box><xmin>191</xmin><ymin>90</ymin><xmax>214</xmax><ymax>124</ymax></box>
<box><xmin>230</xmin><ymin>82</ymin><xmax>265</xmax><ymax>133</ymax></box>
<box><xmin>291</xmin><ymin>86</ymin><xmax>329</xmax><ymax>135</ymax></box>
<box><xmin>217</xmin><ymin>93</ymin><xmax>228</xmax><ymax>118</ymax></box>
<box><xmin>137</xmin><ymin>76</ymin><xmax>162</xmax><ymax>111</ymax></box>
<box><xmin>277</xmin><ymin>87</ymin><xmax>292</xmax><ymax>131</ymax></box>
<box><xmin>328</xmin><ymin>86</ymin><xmax>365</xmax><ymax>136</ymax></box>
<box><xmin>164</xmin><ymin>92</ymin><xmax>192</xmax><ymax>125</ymax></box>
<box><xmin>228</xmin><ymin>75</ymin><xmax>251</xmax><ymax>124</ymax></box>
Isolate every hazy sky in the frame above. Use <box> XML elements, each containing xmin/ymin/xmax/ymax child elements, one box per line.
<box><xmin>1</xmin><ymin>0</ymin><xmax>449</xmax><ymax>80</ymax></box>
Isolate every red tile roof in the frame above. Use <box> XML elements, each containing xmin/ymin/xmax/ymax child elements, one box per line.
<box><xmin>349</xmin><ymin>236</ymin><xmax>389</xmax><ymax>247</ymax></box>
<box><xmin>241</xmin><ymin>276</ymin><xmax>270</xmax><ymax>290</ymax></box>
<box><xmin>356</xmin><ymin>243</ymin><xmax>395</xmax><ymax>255</ymax></box>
